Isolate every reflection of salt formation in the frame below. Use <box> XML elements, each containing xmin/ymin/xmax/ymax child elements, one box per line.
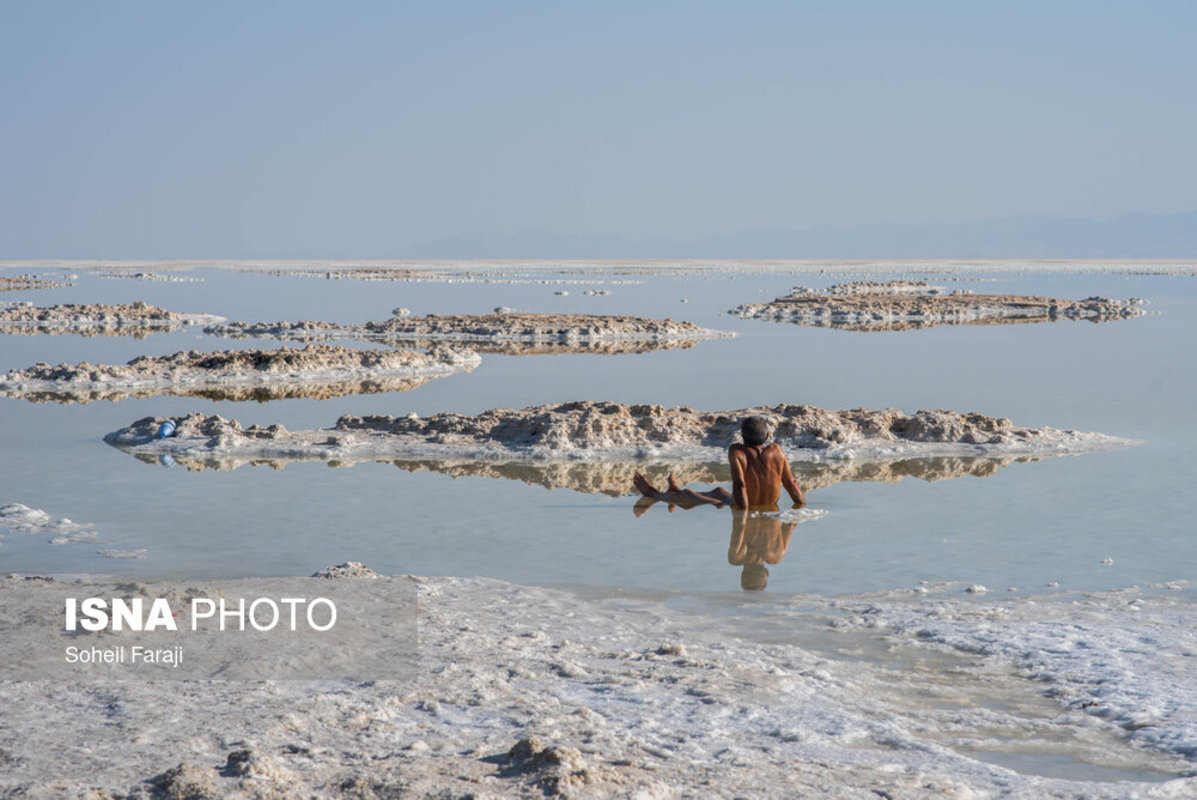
<box><xmin>731</xmin><ymin>281</ymin><xmax>1148</xmax><ymax>331</ymax></box>
<box><xmin>8</xmin><ymin>375</ymin><xmax>445</xmax><ymax>405</ymax></box>
<box><xmin>395</xmin><ymin>339</ymin><xmax>705</xmax><ymax>356</ymax></box>
<box><xmin>0</xmin><ymin>302</ymin><xmax>224</xmax><ymax>337</ymax></box>
<box><xmin>205</xmin><ymin>312</ymin><xmax>732</xmax><ymax>353</ymax></box>
<box><xmin>119</xmin><ymin>447</ymin><xmax>1048</xmax><ymax>494</ymax></box>
<box><xmin>394</xmin><ymin>454</ymin><xmax>1045</xmax><ymax>494</ymax></box>
<box><xmin>0</xmin><ymin>345</ymin><xmax>478</xmax><ymax>404</ymax></box>
<box><xmin>104</xmin><ymin>402</ymin><xmax>1136</xmax><ymax>464</ymax></box>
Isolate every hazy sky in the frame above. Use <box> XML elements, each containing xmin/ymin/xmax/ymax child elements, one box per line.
<box><xmin>2</xmin><ymin>1</ymin><xmax>1194</xmax><ymax>257</ymax></box>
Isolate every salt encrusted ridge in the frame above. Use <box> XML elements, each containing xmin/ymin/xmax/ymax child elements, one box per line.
<box><xmin>0</xmin><ymin>301</ymin><xmax>224</xmax><ymax>336</ymax></box>
<box><xmin>104</xmin><ymin>401</ymin><xmax>1139</xmax><ymax>463</ymax></box>
<box><xmin>731</xmin><ymin>281</ymin><xmax>1148</xmax><ymax>331</ymax></box>
<box><xmin>0</xmin><ymin>344</ymin><xmax>480</xmax><ymax>403</ymax></box>
<box><xmin>205</xmin><ymin>312</ymin><xmax>733</xmax><ymax>346</ymax></box>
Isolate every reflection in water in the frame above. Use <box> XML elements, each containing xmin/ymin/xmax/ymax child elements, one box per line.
<box><xmin>0</xmin><ymin>322</ymin><xmax>187</xmax><ymax>338</ymax></box>
<box><xmin>631</xmin><ymin>495</ymin><xmax>797</xmax><ymax>591</ymax></box>
<box><xmin>1</xmin><ymin>375</ymin><xmax>441</xmax><ymax>405</ymax></box>
<box><xmin>399</xmin><ymin>339</ymin><xmax>702</xmax><ymax>356</ymax></box>
<box><xmin>729</xmin><ymin>507</ymin><xmax>794</xmax><ymax>591</ymax></box>
<box><xmin>118</xmin><ymin>448</ymin><xmax>1043</xmax><ymax>491</ymax></box>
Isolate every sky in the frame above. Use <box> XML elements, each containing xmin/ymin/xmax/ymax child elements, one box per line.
<box><xmin>1</xmin><ymin>1</ymin><xmax>1194</xmax><ymax>257</ymax></box>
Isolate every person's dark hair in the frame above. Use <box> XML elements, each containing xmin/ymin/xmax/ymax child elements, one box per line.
<box><xmin>741</xmin><ymin>416</ymin><xmax>771</xmax><ymax>447</ymax></box>
<box><xmin>741</xmin><ymin>564</ymin><xmax>769</xmax><ymax>591</ymax></box>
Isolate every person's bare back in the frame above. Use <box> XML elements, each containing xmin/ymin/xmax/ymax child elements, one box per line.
<box><xmin>728</xmin><ymin>442</ymin><xmax>805</xmax><ymax>509</ymax></box>
<box><xmin>631</xmin><ymin>415</ymin><xmax>805</xmax><ymax>510</ymax></box>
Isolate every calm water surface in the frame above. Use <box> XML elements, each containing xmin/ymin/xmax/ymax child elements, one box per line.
<box><xmin>1</xmin><ymin>264</ymin><xmax>1194</xmax><ymax>599</ymax></box>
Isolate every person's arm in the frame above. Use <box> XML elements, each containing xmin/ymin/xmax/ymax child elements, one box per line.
<box><xmin>729</xmin><ymin>447</ymin><xmax>749</xmax><ymax>509</ymax></box>
<box><xmin>779</xmin><ymin>453</ymin><xmax>806</xmax><ymax>507</ymax></box>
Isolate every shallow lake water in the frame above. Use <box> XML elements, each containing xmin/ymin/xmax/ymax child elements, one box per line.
<box><xmin>2</xmin><ymin>262</ymin><xmax>1193</xmax><ymax>598</ymax></box>
<box><xmin>3</xmin><ymin>260</ymin><xmax>1197</xmax><ymax>784</ymax></box>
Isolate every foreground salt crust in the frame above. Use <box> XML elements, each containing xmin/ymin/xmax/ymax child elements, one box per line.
<box><xmin>0</xmin><ymin>344</ymin><xmax>480</xmax><ymax>403</ymax></box>
<box><xmin>0</xmin><ymin>300</ymin><xmax>224</xmax><ymax>336</ymax></box>
<box><xmin>830</xmin><ymin>584</ymin><xmax>1197</xmax><ymax>766</ymax></box>
<box><xmin>104</xmin><ymin>401</ymin><xmax>1139</xmax><ymax>465</ymax></box>
<box><xmin>731</xmin><ymin>281</ymin><xmax>1148</xmax><ymax>331</ymax></box>
<box><xmin>2</xmin><ymin>573</ymin><xmax>1194</xmax><ymax>798</ymax></box>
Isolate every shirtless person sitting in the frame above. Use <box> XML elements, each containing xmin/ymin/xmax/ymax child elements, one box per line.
<box><xmin>632</xmin><ymin>416</ymin><xmax>806</xmax><ymax>509</ymax></box>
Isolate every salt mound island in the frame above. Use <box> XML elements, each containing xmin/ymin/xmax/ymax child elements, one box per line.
<box><xmin>731</xmin><ymin>280</ymin><xmax>1148</xmax><ymax>331</ymax></box>
<box><xmin>0</xmin><ymin>344</ymin><xmax>479</xmax><ymax>404</ymax></box>
<box><xmin>104</xmin><ymin>401</ymin><xmax>1137</xmax><ymax>464</ymax></box>
<box><xmin>0</xmin><ymin>274</ymin><xmax>71</xmax><ymax>292</ymax></box>
<box><xmin>205</xmin><ymin>312</ymin><xmax>733</xmax><ymax>354</ymax></box>
<box><xmin>0</xmin><ymin>300</ymin><xmax>224</xmax><ymax>337</ymax></box>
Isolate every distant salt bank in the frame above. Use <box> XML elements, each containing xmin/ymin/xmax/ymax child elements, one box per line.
<box><xmin>0</xmin><ymin>274</ymin><xmax>71</xmax><ymax>293</ymax></box>
<box><xmin>204</xmin><ymin>312</ymin><xmax>733</xmax><ymax>353</ymax></box>
<box><xmin>731</xmin><ymin>280</ymin><xmax>1148</xmax><ymax>331</ymax></box>
<box><xmin>0</xmin><ymin>344</ymin><xmax>479</xmax><ymax>404</ymax></box>
<box><xmin>104</xmin><ymin>401</ymin><xmax>1138</xmax><ymax>464</ymax></box>
<box><xmin>0</xmin><ymin>301</ymin><xmax>224</xmax><ymax>337</ymax></box>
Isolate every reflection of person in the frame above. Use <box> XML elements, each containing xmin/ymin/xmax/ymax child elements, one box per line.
<box><xmin>728</xmin><ymin>506</ymin><xmax>795</xmax><ymax>591</ymax></box>
<box><xmin>631</xmin><ymin>416</ymin><xmax>806</xmax><ymax>509</ymax></box>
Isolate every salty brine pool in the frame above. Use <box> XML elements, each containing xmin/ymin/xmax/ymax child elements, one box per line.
<box><xmin>2</xmin><ymin>261</ymin><xmax>1192</xmax><ymax>598</ymax></box>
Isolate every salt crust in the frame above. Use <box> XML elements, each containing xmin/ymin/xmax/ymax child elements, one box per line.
<box><xmin>0</xmin><ymin>301</ymin><xmax>224</xmax><ymax>336</ymax></box>
<box><xmin>731</xmin><ymin>281</ymin><xmax>1148</xmax><ymax>331</ymax></box>
<box><xmin>103</xmin><ymin>401</ymin><xmax>1140</xmax><ymax>465</ymax></box>
<box><xmin>0</xmin><ymin>344</ymin><xmax>480</xmax><ymax>403</ymax></box>
<box><xmin>204</xmin><ymin>312</ymin><xmax>733</xmax><ymax>354</ymax></box>
<box><xmin>1</xmin><ymin>573</ymin><xmax>1194</xmax><ymax>797</ymax></box>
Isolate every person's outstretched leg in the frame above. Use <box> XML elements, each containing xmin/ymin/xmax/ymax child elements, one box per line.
<box><xmin>670</xmin><ymin>473</ymin><xmax>731</xmax><ymax>505</ymax></box>
<box><xmin>634</xmin><ymin>473</ymin><xmax>729</xmax><ymax>508</ymax></box>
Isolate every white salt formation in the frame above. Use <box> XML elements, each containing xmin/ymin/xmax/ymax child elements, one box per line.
<box><xmin>731</xmin><ymin>281</ymin><xmax>1148</xmax><ymax>331</ymax></box>
<box><xmin>104</xmin><ymin>401</ymin><xmax>1138</xmax><ymax>465</ymax></box>
<box><xmin>204</xmin><ymin>312</ymin><xmax>732</xmax><ymax>353</ymax></box>
<box><xmin>0</xmin><ymin>344</ymin><xmax>479</xmax><ymax>404</ymax></box>
<box><xmin>0</xmin><ymin>274</ymin><xmax>71</xmax><ymax>292</ymax></box>
<box><xmin>0</xmin><ymin>301</ymin><xmax>225</xmax><ymax>336</ymax></box>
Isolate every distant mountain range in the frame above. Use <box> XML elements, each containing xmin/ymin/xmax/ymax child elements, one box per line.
<box><xmin>400</xmin><ymin>211</ymin><xmax>1197</xmax><ymax>259</ymax></box>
